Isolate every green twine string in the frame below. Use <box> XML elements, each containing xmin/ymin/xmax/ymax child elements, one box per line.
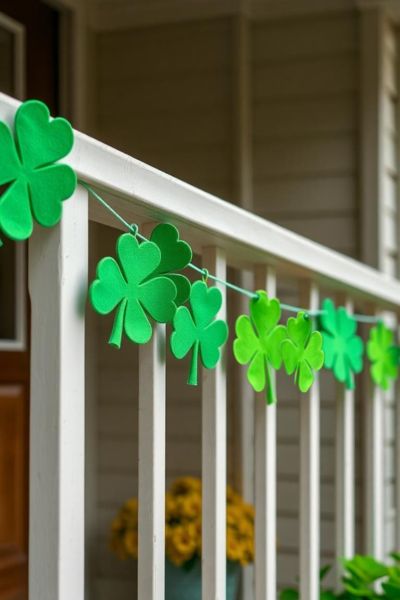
<box><xmin>79</xmin><ymin>179</ymin><xmax>383</xmax><ymax>324</ymax></box>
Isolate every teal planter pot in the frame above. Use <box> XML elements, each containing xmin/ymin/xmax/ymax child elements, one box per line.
<box><xmin>165</xmin><ymin>558</ymin><xmax>240</xmax><ymax>600</ymax></box>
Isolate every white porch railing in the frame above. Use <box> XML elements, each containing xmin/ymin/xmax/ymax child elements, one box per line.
<box><xmin>1</xmin><ymin>91</ymin><xmax>399</xmax><ymax>599</ymax></box>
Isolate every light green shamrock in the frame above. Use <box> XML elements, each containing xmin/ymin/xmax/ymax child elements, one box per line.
<box><xmin>233</xmin><ymin>291</ymin><xmax>287</xmax><ymax>404</ymax></box>
<box><xmin>281</xmin><ymin>312</ymin><xmax>324</xmax><ymax>393</ymax></box>
<box><xmin>170</xmin><ymin>280</ymin><xmax>228</xmax><ymax>386</ymax></box>
<box><xmin>367</xmin><ymin>322</ymin><xmax>399</xmax><ymax>390</ymax></box>
<box><xmin>0</xmin><ymin>99</ymin><xmax>76</xmax><ymax>241</ymax></box>
<box><xmin>319</xmin><ymin>298</ymin><xmax>364</xmax><ymax>390</ymax></box>
<box><xmin>90</xmin><ymin>232</ymin><xmax>177</xmax><ymax>348</ymax></box>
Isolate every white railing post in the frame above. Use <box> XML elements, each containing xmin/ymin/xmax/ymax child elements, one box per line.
<box><xmin>138</xmin><ymin>222</ymin><xmax>166</xmax><ymax>600</ymax></box>
<box><xmin>299</xmin><ymin>282</ymin><xmax>320</xmax><ymax>600</ymax></box>
<box><xmin>335</xmin><ymin>298</ymin><xmax>355</xmax><ymax>585</ymax></box>
<box><xmin>396</xmin><ymin>321</ymin><xmax>400</xmax><ymax>549</ymax></box>
<box><xmin>202</xmin><ymin>246</ymin><xmax>227</xmax><ymax>600</ymax></box>
<box><xmin>365</xmin><ymin>310</ymin><xmax>384</xmax><ymax>559</ymax></box>
<box><xmin>254</xmin><ymin>265</ymin><xmax>277</xmax><ymax>599</ymax></box>
<box><xmin>28</xmin><ymin>185</ymin><xmax>88</xmax><ymax>600</ymax></box>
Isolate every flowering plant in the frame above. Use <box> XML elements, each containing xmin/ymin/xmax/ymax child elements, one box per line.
<box><xmin>110</xmin><ymin>476</ymin><xmax>254</xmax><ymax>567</ymax></box>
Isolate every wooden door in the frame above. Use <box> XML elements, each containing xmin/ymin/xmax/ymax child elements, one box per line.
<box><xmin>0</xmin><ymin>241</ymin><xmax>29</xmax><ymax>600</ymax></box>
<box><xmin>0</xmin><ymin>3</ymin><xmax>61</xmax><ymax>597</ymax></box>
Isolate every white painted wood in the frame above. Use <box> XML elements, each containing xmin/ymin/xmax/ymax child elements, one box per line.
<box><xmin>396</xmin><ymin>325</ymin><xmax>400</xmax><ymax>548</ymax></box>
<box><xmin>28</xmin><ymin>185</ymin><xmax>88</xmax><ymax>600</ymax></box>
<box><xmin>299</xmin><ymin>282</ymin><xmax>320</xmax><ymax>600</ymax></box>
<box><xmin>201</xmin><ymin>246</ymin><xmax>226</xmax><ymax>600</ymax></box>
<box><xmin>138</xmin><ymin>222</ymin><xmax>166</xmax><ymax>600</ymax></box>
<box><xmin>335</xmin><ymin>298</ymin><xmax>355</xmax><ymax>586</ymax></box>
<box><xmin>0</xmin><ymin>93</ymin><xmax>393</xmax><ymax>307</ymax></box>
<box><xmin>365</xmin><ymin>311</ymin><xmax>385</xmax><ymax>559</ymax></box>
<box><xmin>254</xmin><ymin>265</ymin><xmax>277</xmax><ymax>599</ymax></box>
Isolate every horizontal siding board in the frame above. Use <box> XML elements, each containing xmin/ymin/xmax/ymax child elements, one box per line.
<box><xmin>253</xmin><ymin>57</ymin><xmax>357</xmax><ymax>100</ymax></box>
<box><xmin>254</xmin><ymin>135</ymin><xmax>355</xmax><ymax>178</ymax></box>
<box><xmin>253</xmin><ymin>94</ymin><xmax>356</xmax><ymax>139</ymax></box>
<box><xmin>252</xmin><ymin>14</ymin><xmax>357</xmax><ymax>62</ymax></box>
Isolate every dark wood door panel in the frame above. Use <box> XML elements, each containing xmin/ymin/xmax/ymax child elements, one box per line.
<box><xmin>0</xmin><ymin>386</ymin><xmax>28</xmax><ymax>599</ymax></box>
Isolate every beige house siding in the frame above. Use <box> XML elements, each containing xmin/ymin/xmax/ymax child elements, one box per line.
<box><xmin>86</xmin><ymin>8</ymin><xmax>399</xmax><ymax>598</ymax></box>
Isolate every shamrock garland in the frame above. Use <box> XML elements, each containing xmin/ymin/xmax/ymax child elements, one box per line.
<box><xmin>170</xmin><ymin>281</ymin><xmax>228</xmax><ymax>385</ymax></box>
<box><xmin>1</xmin><ymin>100</ymin><xmax>399</xmax><ymax>401</ymax></box>
<box><xmin>319</xmin><ymin>298</ymin><xmax>364</xmax><ymax>390</ymax></box>
<box><xmin>367</xmin><ymin>322</ymin><xmax>399</xmax><ymax>390</ymax></box>
<box><xmin>281</xmin><ymin>312</ymin><xmax>324</xmax><ymax>393</ymax></box>
<box><xmin>0</xmin><ymin>99</ymin><xmax>76</xmax><ymax>241</ymax></box>
<box><xmin>233</xmin><ymin>291</ymin><xmax>286</xmax><ymax>404</ymax></box>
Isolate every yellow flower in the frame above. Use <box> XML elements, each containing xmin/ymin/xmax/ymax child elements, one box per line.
<box><xmin>166</xmin><ymin>524</ymin><xmax>198</xmax><ymax>566</ymax></box>
<box><xmin>124</xmin><ymin>529</ymin><xmax>138</xmax><ymax>559</ymax></box>
<box><xmin>170</xmin><ymin>476</ymin><xmax>201</xmax><ymax>496</ymax></box>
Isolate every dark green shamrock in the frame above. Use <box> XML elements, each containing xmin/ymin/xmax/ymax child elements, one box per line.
<box><xmin>90</xmin><ymin>232</ymin><xmax>177</xmax><ymax>348</ymax></box>
<box><xmin>233</xmin><ymin>291</ymin><xmax>287</xmax><ymax>404</ymax></box>
<box><xmin>170</xmin><ymin>280</ymin><xmax>228</xmax><ymax>385</ymax></box>
<box><xmin>149</xmin><ymin>223</ymin><xmax>192</xmax><ymax>305</ymax></box>
<box><xmin>0</xmin><ymin>99</ymin><xmax>76</xmax><ymax>241</ymax></box>
<box><xmin>281</xmin><ymin>312</ymin><xmax>324</xmax><ymax>393</ymax></box>
<box><xmin>319</xmin><ymin>298</ymin><xmax>364</xmax><ymax>390</ymax></box>
<box><xmin>367</xmin><ymin>322</ymin><xmax>399</xmax><ymax>390</ymax></box>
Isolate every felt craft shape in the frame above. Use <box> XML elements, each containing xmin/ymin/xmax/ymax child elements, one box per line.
<box><xmin>149</xmin><ymin>223</ymin><xmax>192</xmax><ymax>306</ymax></box>
<box><xmin>170</xmin><ymin>280</ymin><xmax>228</xmax><ymax>386</ymax></box>
<box><xmin>0</xmin><ymin>99</ymin><xmax>76</xmax><ymax>241</ymax></box>
<box><xmin>90</xmin><ymin>232</ymin><xmax>177</xmax><ymax>348</ymax></box>
<box><xmin>367</xmin><ymin>322</ymin><xmax>399</xmax><ymax>390</ymax></box>
<box><xmin>281</xmin><ymin>312</ymin><xmax>324</xmax><ymax>393</ymax></box>
<box><xmin>319</xmin><ymin>298</ymin><xmax>364</xmax><ymax>390</ymax></box>
<box><xmin>233</xmin><ymin>290</ymin><xmax>286</xmax><ymax>404</ymax></box>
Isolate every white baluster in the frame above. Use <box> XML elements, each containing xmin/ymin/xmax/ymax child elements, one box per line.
<box><xmin>202</xmin><ymin>246</ymin><xmax>227</xmax><ymax>600</ymax></box>
<box><xmin>299</xmin><ymin>282</ymin><xmax>320</xmax><ymax>600</ymax></box>
<box><xmin>28</xmin><ymin>185</ymin><xmax>88</xmax><ymax>600</ymax></box>
<box><xmin>254</xmin><ymin>265</ymin><xmax>277</xmax><ymax>599</ymax></box>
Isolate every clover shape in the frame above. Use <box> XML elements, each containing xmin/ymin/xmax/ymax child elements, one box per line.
<box><xmin>233</xmin><ymin>290</ymin><xmax>287</xmax><ymax>404</ymax></box>
<box><xmin>170</xmin><ymin>280</ymin><xmax>228</xmax><ymax>386</ymax></box>
<box><xmin>149</xmin><ymin>223</ymin><xmax>192</xmax><ymax>305</ymax></box>
<box><xmin>319</xmin><ymin>298</ymin><xmax>364</xmax><ymax>390</ymax></box>
<box><xmin>0</xmin><ymin>99</ymin><xmax>76</xmax><ymax>241</ymax></box>
<box><xmin>367</xmin><ymin>322</ymin><xmax>399</xmax><ymax>390</ymax></box>
<box><xmin>89</xmin><ymin>232</ymin><xmax>177</xmax><ymax>348</ymax></box>
<box><xmin>281</xmin><ymin>312</ymin><xmax>324</xmax><ymax>393</ymax></box>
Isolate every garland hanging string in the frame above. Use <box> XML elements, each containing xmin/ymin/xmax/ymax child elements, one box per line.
<box><xmin>79</xmin><ymin>180</ymin><xmax>382</xmax><ymax>324</ymax></box>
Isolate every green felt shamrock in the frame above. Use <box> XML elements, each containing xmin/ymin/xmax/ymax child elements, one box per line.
<box><xmin>170</xmin><ymin>280</ymin><xmax>228</xmax><ymax>386</ymax></box>
<box><xmin>281</xmin><ymin>312</ymin><xmax>324</xmax><ymax>393</ymax></box>
<box><xmin>367</xmin><ymin>322</ymin><xmax>399</xmax><ymax>390</ymax></box>
<box><xmin>0</xmin><ymin>99</ymin><xmax>76</xmax><ymax>241</ymax></box>
<box><xmin>149</xmin><ymin>223</ymin><xmax>192</xmax><ymax>305</ymax></box>
<box><xmin>319</xmin><ymin>298</ymin><xmax>364</xmax><ymax>390</ymax></box>
<box><xmin>90</xmin><ymin>232</ymin><xmax>177</xmax><ymax>348</ymax></box>
<box><xmin>233</xmin><ymin>290</ymin><xmax>287</xmax><ymax>404</ymax></box>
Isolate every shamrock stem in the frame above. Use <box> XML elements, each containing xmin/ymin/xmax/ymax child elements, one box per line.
<box><xmin>265</xmin><ymin>362</ymin><xmax>276</xmax><ymax>405</ymax></box>
<box><xmin>188</xmin><ymin>342</ymin><xmax>199</xmax><ymax>386</ymax></box>
<box><xmin>108</xmin><ymin>299</ymin><xmax>127</xmax><ymax>349</ymax></box>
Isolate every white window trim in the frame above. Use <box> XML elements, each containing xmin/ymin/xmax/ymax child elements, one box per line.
<box><xmin>0</xmin><ymin>242</ymin><xmax>27</xmax><ymax>352</ymax></box>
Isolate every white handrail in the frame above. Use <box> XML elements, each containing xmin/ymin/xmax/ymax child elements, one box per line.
<box><xmin>1</xmin><ymin>92</ymin><xmax>399</xmax><ymax>308</ymax></box>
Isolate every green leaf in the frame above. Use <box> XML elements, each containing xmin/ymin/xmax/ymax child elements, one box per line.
<box><xmin>281</xmin><ymin>312</ymin><xmax>324</xmax><ymax>393</ymax></box>
<box><xmin>319</xmin><ymin>299</ymin><xmax>364</xmax><ymax>390</ymax></box>
<box><xmin>233</xmin><ymin>290</ymin><xmax>286</xmax><ymax>404</ymax></box>
<box><xmin>0</xmin><ymin>99</ymin><xmax>76</xmax><ymax>241</ymax></box>
<box><xmin>279</xmin><ymin>589</ymin><xmax>299</xmax><ymax>600</ymax></box>
<box><xmin>90</xmin><ymin>232</ymin><xmax>177</xmax><ymax>348</ymax></box>
<box><xmin>170</xmin><ymin>280</ymin><xmax>228</xmax><ymax>386</ymax></box>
